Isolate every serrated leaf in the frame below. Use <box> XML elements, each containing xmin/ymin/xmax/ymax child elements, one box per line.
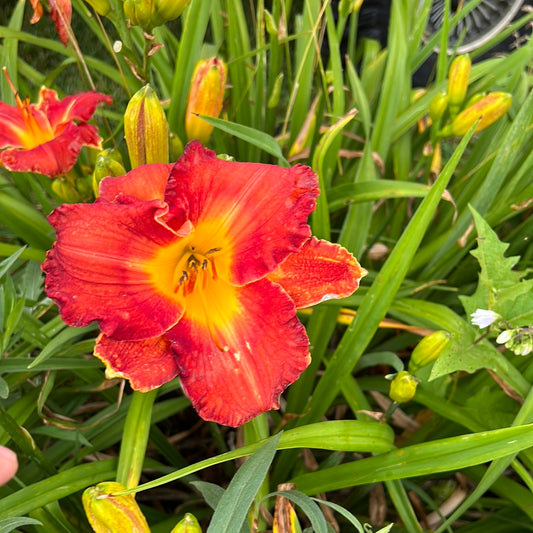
<box><xmin>460</xmin><ymin>207</ymin><xmax>525</xmax><ymax>318</ymax></box>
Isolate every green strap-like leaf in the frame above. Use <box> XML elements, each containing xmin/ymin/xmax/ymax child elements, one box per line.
<box><xmin>206</xmin><ymin>432</ymin><xmax>282</xmax><ymax>533</ymax></box>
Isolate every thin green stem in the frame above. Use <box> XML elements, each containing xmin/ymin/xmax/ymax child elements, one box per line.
<box><xmin>116</xmin><ymin>389</ymin><xmax>157</xmax><ymax>489</ymax></box>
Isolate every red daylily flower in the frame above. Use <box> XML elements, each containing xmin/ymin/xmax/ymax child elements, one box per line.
<box><xmin>0</xmin><ymin>74</ymin><xmax>112</xmax><ymax>177</ymax></box>
<box><xmin>30</xmin><ymin>0</ymin><xmax>72</xmax><ymax>46</ymax></box>
<box><xmin>42</xmin><ymin>142</ymin><xmax>365</xmax><ymax>427</ymax></box>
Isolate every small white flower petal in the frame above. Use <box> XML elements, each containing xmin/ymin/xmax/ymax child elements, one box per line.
<box><xmin>496</xmin><ymin>330</ymin><xmax>513</xmax><ymax>344</ymax></box>
<box><xmin>471</xmin><ymin>309</ymin><xmax>498</xmax><ymax>329</ymax></box>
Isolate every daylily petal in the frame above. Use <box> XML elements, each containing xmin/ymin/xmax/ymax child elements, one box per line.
<box><xmin>166</xmin><ymin>141</ymin><xmax>319</xmax><ymax>285</ymax></box>
<box><xmin>76</xmin><ymin>123</ymin><xmax>104</xmax><ymax>149</ymax></box>
<box><xmin>167</xmin><ymin>278</ymin><xmax>310</xmax><ymax>427</ymax></box>
<box><xmin>0</xmin><ymin>122</ymin><xmax>81</xmax><ymax>177</ymax></box>
<box><xmin>43</xmin><ymin>199</ymin><xmax>185</xmax><ymax>340</ymax></box>
<box><xmin>94</xmin><ymin>333</ymin><xmax>180</xmax><ymax>391</ymax></box>
<box><xmin>30</xmin><ymin>0</ymin><xmax>43</xmax><ymax>23</ymax></box>
<box><xmin>99</xmin><ymin>163</ymin><xmax>173</xmax><ymax>202</ymax></box>
<box><xmin>49</xmin><ymin>0</ymin><xmax>72</xmax><ymax>46</ymax></box>
<box><xmin>40</xmin><ymin>89</ymin><xmax>112</xmax><ymax>127</ymax></box>
<box><xmin>0</xmin><ymin>103</ymin><xmax>37</xmax><ymax>147</ymax></box>
<box><xmin>268</xmin><ymin>237</ymin><xmax>366</xmax><ymax>308</ymax></box>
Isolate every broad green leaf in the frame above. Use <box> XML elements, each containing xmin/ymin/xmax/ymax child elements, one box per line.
<box><xmin>206</xmin><ymin>432</ymin><xmax>282</xmax><ymax>533</ymax></box>
<box><xmin>0</xmin><ymin>517</ymin><xmax>42</xmax><ymax>533</ymax></box>
<box><xmin>28</xmin><ymin>324</ymin><xmax>97</xmax><ymax>368</ymax></box>
<box><xmin>0</xmin><ymin>460</ymin><xmax>117</xmax><ymax>519</ymax></box>
<box><xmin>329</xmin><ymin>181</ymin><xmax>430</xmax><ymax>212</ymax></box>
<box><xmin>292</xmin><ymin>424</ymin><xmax>533</xmax><ymax>494</ymax></box>
<box><xmin>265</xmin><ymin>490</ymin><xmax>327</xmax><ymax>533</ymax></box>
<box><xmin>198</xmin><ymin>115</ymin><xmax>288</xmax><ymax>165</ymax></box>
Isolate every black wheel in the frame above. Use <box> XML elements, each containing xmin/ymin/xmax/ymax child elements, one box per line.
<box><xmin>426</xmin><ymin>0</ymin><xmax>527</xmax><ymax>53</ymax></box>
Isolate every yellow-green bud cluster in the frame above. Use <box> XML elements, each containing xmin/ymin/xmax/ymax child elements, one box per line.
<box><xmin>92</xmin><ymin>149</ymin><xmax>126</xmax><ymax>196</ymax></box>
<box><xmin>123</xmin><ymin>0</ymin><xmax>191</xmax><ymax>33</ymax></box>
<box><xmin>426</xmin><ymin>54</ymin><xmax>512</xmax><ymax>137</ymax></box>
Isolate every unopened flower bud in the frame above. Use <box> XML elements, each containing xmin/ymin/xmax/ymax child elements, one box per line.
<box><xmin>123</xmin><ymin>0</ymin><xmax>191</xmax><ymax>33</ymax></box>
<box><xmin>124</xmin><ymin>84</ymin><xmax>169</xmax><ymax>168</ymax></box>
<box><xmin>92</xmin><ymin>149</ymin><xmax>126</xmax><ymax>196</ymax></box>
<box><xmin>171</xmin><ymin>513</ymin><xmax>202</xmax><ymax>533</ymax></box>
<box><xmin>389</xmin><ymin>371</ymin><xmax>418</xmax><ymax>403</ymax></box>
<box><xmin>83</xmin><ymin>0</ymin><xmax>112</xmax><ymax>16</ymax></box>
<box><xmin>447</xmin><ymin>54</ymin><xmax>471</xmax><ymax>116</ymax></box>
<box><xmin>440</xmin><ymin>92</ymin><xmax>512</xmax><ymax>137</ymax></box>
<box><xmin>185</xmin><ymin>58</ymin><xmax>227</xmax><ymax>144</ymax></box>
<box><xmin>408</xmin><ymin>330</ymin><xmax>451</xmax><ymax>373</ymax></box>
<box><xmin>428</xmin><ymin>90</ymin><xmax>448</xmax><ymax>122</ymax></box>
<box><xmin>52</xmin><ymin>177</ymin><xmax>81</xmax><ymax>203</ymax></box>
<box><xmin>82</xmin><ymin>482</ymin><xmax>150</xmax><ymax>533</ymax></box>
<box><xmin>169</xmin><ymin>131</ymin><xmax>184</xmax><ymax>160</ymax></box>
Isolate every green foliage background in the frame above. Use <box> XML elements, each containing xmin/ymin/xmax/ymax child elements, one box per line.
<box><xmin>0</xmin><ymin>0</ymin><xmax>532</xmax><ymax>531</ymax></box>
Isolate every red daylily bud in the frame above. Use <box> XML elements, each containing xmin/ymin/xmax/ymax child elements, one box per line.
<box><xmin>447</xmin><ymin>54</ymin><xmax>471</xmax><ymax>116</ymax></box>
<box><xmin>389</xmin><ymin>371</ymin><xmax>418</xmax><ymax>403</ymax></box>
<box><xmin>171</xmin><ymin>513</ymin><xmax>202</xmax><ymax>532</ymax></box>
<box><xmin>185</xmin><ymin>58</ymin><xmax>227</xmax><ymax>144</ymax></box>
<box><xmin>124</xmin><ymin>84</ymin><xmax>169</xmax><ymax>168</ymax></box>
<box><xmin>439</xmin><ymin>92</ymin><xmax>512</xmax><ymax>137</ymax></box>
<box><xmin>82</xmin><ymin>482</ymin><xmax>150</xmax><ymax>533</ymax></box>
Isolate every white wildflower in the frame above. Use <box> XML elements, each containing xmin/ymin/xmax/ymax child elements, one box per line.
<box><xmin>471</xmin><ymin>309</ymin><xmax>499</xmax><ymax>329</ymax></box>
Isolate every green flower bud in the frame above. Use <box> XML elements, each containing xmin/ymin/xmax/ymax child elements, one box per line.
<box><xmin>92</xmin><ymin>149</ymin><xmax>126</xmax><ymax>197</ymax></box>
<box><xmin>171</xmin><ymin>513</ymin><xmax>202</xmax><ymax>533</ymax></box>
<box><xmin>408</xmin><ymin>330</ymin><xmax>451</xmax><ymax>373</ymax></box>
<box><xmin>83</xmin><ymin>0</ymin><xmax>112</xmax><ymax>16</ymax></box>
<box><xmin>123</xmin><ymin>0</ymin><xmax>191</xmax><ymax>33</ymax></box>
<box><xmin>82</xmin><ymin>482</ymin><xmax>150</xmax><ymax>533</ymax></box>
<box><xmin>389</xmin><ymin>371</ymin><xmax>418</xmax><ymax>403</ymax></box>
<box><xmin>440</xmin><ymin>92</ymin><xmax>512</xmax><ymax>137</ymax></box>
<box><xmin>52</xmin><ymin>177</ymin><xmax>81</xmax><ymax>203</ymax></box>
<box><xmin>428</xmin><ymin>90</ymin><xmax>448</xmax><ymax>122</ymax></box>
<box><xmin>447</xmin><ymin>54</ymin><xmax>471</xmax><ymax>116</ymax></box>
<box><xmin>169</xmin><ymin>131</ymin><xmax>184</xmax><ymax>160</ymax></box>
<box><xmin>124</xmin><ymin>84</ymin><xmax>169</xmax><ymax>168</ymax></box>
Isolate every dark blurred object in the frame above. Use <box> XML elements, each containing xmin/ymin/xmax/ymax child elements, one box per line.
<box><xmin>331</xmin><ymin>0</ymin><xmax>532</xmax><ymax>85</ymax></box>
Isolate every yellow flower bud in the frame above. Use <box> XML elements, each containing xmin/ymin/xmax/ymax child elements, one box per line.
<box><xmin>124</xmin><ymin>84</ymin><xmax>169</xmax><ymax>168</ymax></box>
<box><xmin>123</xmin><ymin>0</ymin><xmax>191</xmax><ymax>33</ymax></box>
<box><xmin>440</xmin><ymin>92</ymin><xmax>512</xmax><ymax>137</ymax></box>
<box><xmin>82</xmin><ymin>482</ymin><xmax>150</xmax><ymax>533</ymax></box>
<box><xmin>171</xmin><ymin>513</ymin><xmax>202</xmax><ymax>533</ymax></box>
<box><xmin>428</xmin><ymin>90</ymin><xmax>449</xmax><ymax>122</ymax></box>
<box><xmin>92</xmin><ymin>149</ymin><xmax>126</xmax><ymax>197</ymax></box>
<box><xmin>83</xmin><ymin>0</ymin><xmax>112</xmax><ymax>16</ymax></box>
<box><xmin>389</xmin><ymin>371</ymin><xmax>418</xmax><ymax>403</ymax></box>
<box><xmin>153</xmin><ymin>0</ymin><xmax>191</xmax><ymax>26</ymax></box>
<box><xmin>447</xmin><ymin>54</ymin><xmax>471</xmax><ymax>116</ymax></box>
<box><xmin>408</xmin><ymin>330</ymin><xmax>451</xmax><ymax>374</ymax></box>
<box><xmin>185</xmin><ymin>58</ymin><xmax>227</xmax><ymax>144</ymax></box>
